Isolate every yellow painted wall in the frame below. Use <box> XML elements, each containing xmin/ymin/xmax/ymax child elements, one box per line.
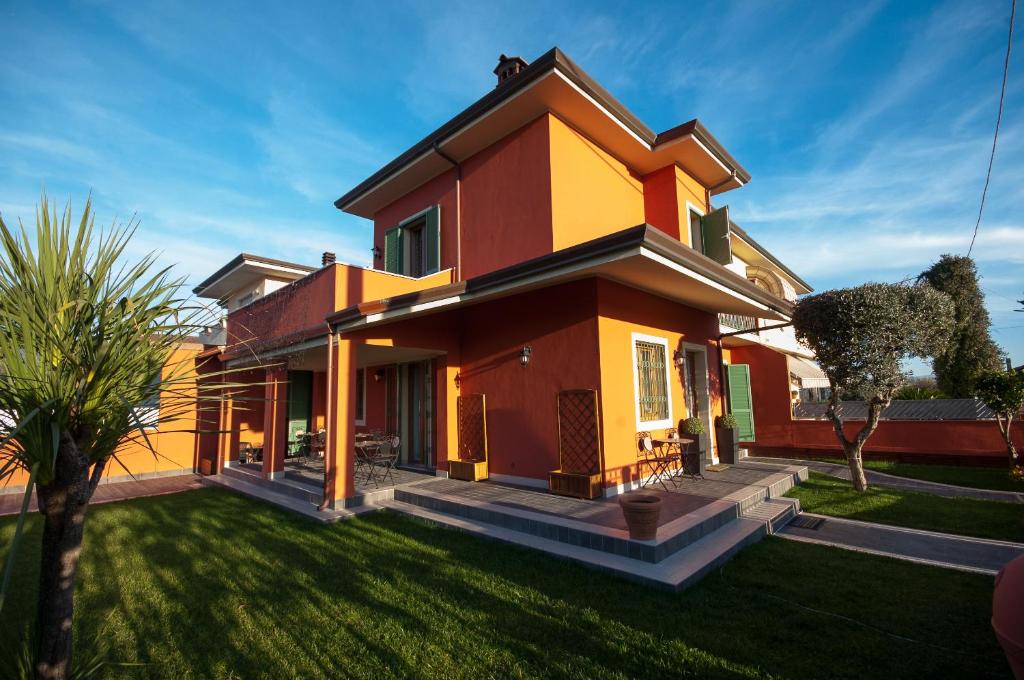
<box><xmin>3</xmin><ymin>344</ymin><xmax>203</xmax><ymax>488</ymax></box>
<box><xmin>548</xmin><ymin>114</ymin><xmax>646</xmax><ymax>251</ymax></box>
<box><xmin>335</xmin><ymin>264</ymin><xmax>454</xmax><ymax>310</ymax></box>
<box><xmin>595</xmin><ymin>280</ymin><xmax>723</xmax><ymax>489</ymax></box>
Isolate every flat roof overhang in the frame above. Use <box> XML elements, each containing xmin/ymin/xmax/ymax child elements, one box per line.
<box><xmin>328</xmin><ymin>225</ymin><xmax>792</xmax><ymax>334</ymax></box>
<box><xmin>336</xmin><ymin>48</ymin><xmax>750</xmax><ymax>219</ymax></box>
<box><xmin>193</xmin><ymin>254</ymin><xmax>316</xmax><ymax>299</ymax></box>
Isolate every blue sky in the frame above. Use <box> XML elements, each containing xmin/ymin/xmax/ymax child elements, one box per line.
<box><xmin>1</xmin><ymin>0</ymin><xmax>1021</xmax><ymax>369</ymax></box>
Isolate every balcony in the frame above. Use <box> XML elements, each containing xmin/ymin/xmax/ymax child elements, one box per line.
<box><xmin>719</xmin><ymin>313</ymin><xmax>758</xmax><ymax>332</ymax></box>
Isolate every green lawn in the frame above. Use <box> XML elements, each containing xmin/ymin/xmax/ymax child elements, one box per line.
<box><xmin>820</xmin><ymin>457</ymin><xmax>1024</xmax><ymax>493</ymax></box>
<box><xmin>788</xmin><ymin>472</ymin><xmax>1024</xmax><ymax>542</ymax></box>
<box><xmin>0</xmin><ymin>487</ymin><xmax>1009</xmax><ymax>679</ymax></box>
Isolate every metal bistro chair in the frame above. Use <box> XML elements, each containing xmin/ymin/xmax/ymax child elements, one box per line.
<box><xmin>662</xmin><ymin>427</ymin><xmax>684</xmax><ymax>480</ymax></box>
<box><xmin>354</xmin><ymin>438</ymin><xmax>378</xmax><ymax>485</ymax></box>
<box><xmin>373</xmin><ymin>434</ymin><xmax>401</xmax><ymax>487</ymax></box>
<box><xmin>636</xmin><ymin>431</ymin><xmax>675</xmax><ymax>492</ymax></box>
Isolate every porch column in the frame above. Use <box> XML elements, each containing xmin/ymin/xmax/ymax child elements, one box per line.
<box><xmin>262</xmin><ymin>366</ymin><xmax>288</xmax><ymax>480</ymax></box>
<box><xmin>217</xmin><ymin>377</ymin><xmax>234</xmax><ymax>470</ymax></box>
<box><xmin>324</xmin><ymin>335</ymin><xmax>357</xmax><ymax>509</ymax></box>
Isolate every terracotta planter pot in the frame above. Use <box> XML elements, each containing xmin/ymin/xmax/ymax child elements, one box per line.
<box><xmin>199</xmin><ymin>459</ymin><xmax>214</xmax><ymax>476</ymax></box>
<box><xmin>619</xmin><ymin>493</ymin><xmax>662</xmax><ymax>540</ymax></box>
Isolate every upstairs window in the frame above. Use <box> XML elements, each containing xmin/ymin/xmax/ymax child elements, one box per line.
<box><xmin>383</xmin><ymin>205</ymin><xmax>441</xmax><ymax>277</ymax></box>
<box><xmin>688</xmin><ymin>209</ymin><xmax>704</xmax><ymax>253</ymax></box>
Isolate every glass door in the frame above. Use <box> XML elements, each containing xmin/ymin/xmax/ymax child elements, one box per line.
<box><xmin>396</xmin><ymin>360</ymin><xmax>434</xmax><ymax>468</ymax></box>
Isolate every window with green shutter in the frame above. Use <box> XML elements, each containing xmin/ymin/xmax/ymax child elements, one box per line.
<box><xmin>700</xmin><ymin>205</ymin><xmax>733</xmax><ymax>265</ymax></box>
<box><xmin>726</xmin><ymin>363</ymin><xmax>755</xmax><ymax>441</ymax></box>
<box><xmin>635</xmin><ymin>339</ymin><xmax>670</xmax><ymax>424</ymax></box>
<box><xmin>383</xmin><ymin>205</ymin><xmax>441</xmax><ymax>277</ymax></box>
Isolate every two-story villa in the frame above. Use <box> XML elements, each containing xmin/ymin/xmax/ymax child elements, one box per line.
<box><xmin>194</xmin><ymin>49</ymin><xmax>817</xmax><ymax>510</ymax></box>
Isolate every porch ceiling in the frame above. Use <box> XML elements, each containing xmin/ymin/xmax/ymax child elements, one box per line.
<box><xmin>357</xmin><ymin>344</ymin><xmax>445</xmax><ymax>368</ymax></box>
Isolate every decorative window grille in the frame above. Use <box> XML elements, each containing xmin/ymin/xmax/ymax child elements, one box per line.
<box><xmin>635</xmin><ymin>340</ymin><xmax>669</xmax><ymax>423</ymax></box>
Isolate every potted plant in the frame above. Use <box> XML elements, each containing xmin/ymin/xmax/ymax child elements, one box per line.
<box><xmin>618</xmin><ymin>492</ymin><xmax>662</xmax><ymax>540</ymax></box>
<box><xmin>715</xmin><ymin>413</ymin><xmax>739</xmax><ymax>464</ymax></box>
<box><xmin>682</xmin><ymin>416</ymin><xmax>706</xmax><ymax>476</ymax></box>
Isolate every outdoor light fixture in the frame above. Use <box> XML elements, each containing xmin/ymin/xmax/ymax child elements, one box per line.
<box><xmin>519</xmin><ymin>345</ymin><xmax>532</xmax><ymax>367</ymax></box>
<box><xmin>673</xmin><ymin>349</ymin><xmax>685</xmax><ymax>367</ymax></box>
<box><xmin>373</xmin><ymin>369</ymin><xmax>385</xmax><ymax>383</ymax></box>
<box><xmin>454</xmin><ymin>371</ymin><xmax>462</xmax><ymax>389</ymax></box>
<box><xmin>371</xmin><ymin>245</ymin><xmax>382</xmax><ymax>260</ymax></box>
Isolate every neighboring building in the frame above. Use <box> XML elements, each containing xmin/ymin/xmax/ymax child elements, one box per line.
<box><xmin>193</xmin><ymin>48</ymin><xmax>820</xmax><ymax>508</ymax></box>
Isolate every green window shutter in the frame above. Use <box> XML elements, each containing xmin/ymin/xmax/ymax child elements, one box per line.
<box><xmin>726</xmin><ymin>363</ymin><xmax>755</xmax><ymax>441</ymax></box>
<box><xmin>700</xmin><ymin>205</ymin><xmax>733</xmax><ymax>265</ymax></box>
<box><xmin>383</xmin><ymin>226</ymin><xmax>403</xmax><ymax>274</ymax></box>
<box><xmin>424</xmin><ymin>205</ymin><xmax>441</xmax><ymax>275</ymax></box>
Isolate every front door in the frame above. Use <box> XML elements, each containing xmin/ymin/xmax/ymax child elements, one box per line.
<box><xmin>394</xmin><ymin>360</ymin><xmax>434</xmax><ymax>468</ymax></box>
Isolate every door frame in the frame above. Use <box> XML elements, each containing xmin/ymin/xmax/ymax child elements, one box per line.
<box><xmin>679</xmin><ymin>342</ymin><xmax>716</xmax><ymax>463</ymax></box>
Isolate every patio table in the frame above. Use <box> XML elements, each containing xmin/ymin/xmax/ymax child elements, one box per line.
<box><xmin>354</xmin><ymin>439</ymin><xmax>387</xmax><ymax>486</ymax></box>
<box><xmin>652</xmin><ymin>436</ymin><xmax>703</xmax><ymax>480</ymax></box>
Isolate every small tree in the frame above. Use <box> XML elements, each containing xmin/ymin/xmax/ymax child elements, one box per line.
<box><xmin>918</xmin><ymin>255</ymin><xmax>1003</xmax><ymax>397</ymax></box>
<box><xmin>0</xmin><ymin>195</ymin><xmax>237</xmax><ymax>679</ymax></box>
<box><xmin>975</xmin><ymin>370</ymin><xmax>1024</xmax><ymax>472</ymax></box>
<box><xmin>793</xmin><ymin>283</ymin><xmax>953</xmax><ymax>491</ymax></box>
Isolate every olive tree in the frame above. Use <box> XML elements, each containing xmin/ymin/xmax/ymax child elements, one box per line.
<box><xmin>0</xmin><ymin>195</ymin><xmax>238</xmax><ymax>679</ymax></box>
<box><xmin>792</xmin><ymin>283</ymin><xmax>954</xmax><ymax>491</ymax></box>
<box><xmin>975</xmin><ymin>370</ymin><xmax>1024</xmax><ymax>472</ymax></box>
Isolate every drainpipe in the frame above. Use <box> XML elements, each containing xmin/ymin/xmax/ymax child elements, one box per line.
<box><xmin>433</xmin><ymin>142</ymin><xmax>462</xmax><ymax>282</ymax></box>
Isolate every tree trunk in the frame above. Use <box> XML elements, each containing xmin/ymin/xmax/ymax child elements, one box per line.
<box><xmin>33</xmin><ymin>435</ymin><xmax>100</xmax><ymax>680</ymax></box>
<box><xmin>996</xmin><ymin>414</ymin><xmax>1019</xmax><ymax>470</ymax></box>
<box><xmin>826</xmin><ymin>393</ymin><xmax>886</xmax><ymax>492</ymax></box>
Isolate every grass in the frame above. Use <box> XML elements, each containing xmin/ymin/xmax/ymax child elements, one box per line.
<box><xmin>818</xmin><ymin>457</ymin><xmax>1024</xmax><ymax>493</ymax></box>
<box><xmin>788</xmin><ymin>472</ymin><xmax>1024</xmax><ymax>542</ymax></box>
<box><xmin>0</xmin><ymin>487</ymin><xmax>1009</xmax><ymax>679</ymax></box>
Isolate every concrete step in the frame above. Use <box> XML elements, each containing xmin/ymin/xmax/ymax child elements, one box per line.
<box><xmin>222</xmin><ymin>465</ymin><xmax>323</xmax><ymax>506</ymax></box>
<box><xmin>740</xmin><ymin>497</ymin><xmax>800</xmax><ymax>534</ymax></box>
<box><xmin>381</xmin><ymin>499</ymin><xmax>767</xmax><ymax>591</ymax></box>
<box><xmin>394</xmin><ymin>483</ymin><xmax>741</xmax><ymax>564</ymax></box>
<box><xmin>203</xmin><ymin>474</ymin><xmax>363</xmax><ymax>523</ymax></box>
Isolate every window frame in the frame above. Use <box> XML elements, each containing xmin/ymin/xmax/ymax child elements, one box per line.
<box><xmin>685</xmin><ymin>201</ymin><xmax>705</xmax><ymax>253</ymax></box>
<box><xmin>631</xmin><ymin>332</ymin><xmax>674</xmax><ymax>431</ymax></box>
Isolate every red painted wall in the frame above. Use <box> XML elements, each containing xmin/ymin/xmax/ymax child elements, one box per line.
<box><xmin>372</xmin><ymin>115</ymin><xmax>554</xmax><ymax>281</ymax></box>
<box><xmin>641</xmin><ymin>165</ymin><xmax>681</xmax><ymax>240</ymax></box>
<box><xmin>457</xmin><ymin>280</ymin><xmax>601</xmax><ymax>481</ymax></box>
<box><xmin>226</xmin><ymin>266</ymin><xmax>335</xmax><ymax>352</ymax></box>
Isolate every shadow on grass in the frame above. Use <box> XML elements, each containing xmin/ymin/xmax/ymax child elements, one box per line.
<box><xmin>789</xmin><ymin>473</ymin><xmax>1024</xmax><ymax>542</ymax></box>
<box><xmin>0</xmin><ymin>486</ymin><xmax>1008</xmax><ymax>679</ymax></box>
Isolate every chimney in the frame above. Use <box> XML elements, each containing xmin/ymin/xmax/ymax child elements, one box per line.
<box><xmin>494</xmin><ymin>54</ymin><xmax>528</xmax><ymax>87</ymax></box>
<box><xmin>321</xmin><ymin>251</ymin><xmax>336</xmax><ymax>267</ymax></box>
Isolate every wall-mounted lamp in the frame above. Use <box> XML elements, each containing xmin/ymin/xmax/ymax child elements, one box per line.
<box><xmin>371</xmin><ymin>245</ymin><xmax>382</xmax><ymax>260</ymax></box>
<box><xmin>519</xmin><ymin>345</ymin><xmax>533</xmax><ymax>367</ymax></box>
<box><xmin>454</xmin><ymin>371</ymin><xmax>461</xmax><ymax>389</ymax></box>
<box><xmin>373</xmin><ymin>368</ymin><xmax>385</xmax><ymax>383</ymax></box>
<box><xmin>673</xmin><ymin>349</ymin><xmax>685</xmax><ymax>367</ymax></box>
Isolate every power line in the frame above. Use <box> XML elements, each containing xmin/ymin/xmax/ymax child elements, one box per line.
<box><xmin>967</xmin><ymin>0</ymin><xmax>1016</xmax><ymax>256</ymax></box>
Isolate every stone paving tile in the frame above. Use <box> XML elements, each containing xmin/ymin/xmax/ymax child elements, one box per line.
<box><xmin>0</xmin><ymin>474</ymin><xmax>204</xmax><ymax>516</ymax></box>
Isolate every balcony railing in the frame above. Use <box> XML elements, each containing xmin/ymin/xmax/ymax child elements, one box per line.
<box><xmin>719</xmin><ymin>313</ymin><xmax>758</xmax><ymax>332</ymax></box>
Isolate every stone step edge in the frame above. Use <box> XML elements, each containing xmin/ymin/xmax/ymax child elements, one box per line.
<box><xmin>381</xmin><ymin>499</ymin><xmax>767</xmax><ymax>591</ymax></box>
<box><xmin>394</xmin><ymin>485</ymin><xmax>741</xmax><ymax>564</ymax></box>
<box><xmin>203</xmin><ymin>475</ymin><xmax>369</xmax><ymax>523</ymax></box>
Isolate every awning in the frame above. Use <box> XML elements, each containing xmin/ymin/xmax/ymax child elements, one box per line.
<box><xmin>788</xmin><ymin>355</ymin><xmax>830</xmax><ymax>389</ymax></box>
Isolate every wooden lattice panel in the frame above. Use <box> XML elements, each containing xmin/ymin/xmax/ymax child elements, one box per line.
<box><xmin>557</xmin><ymin>389</ymin><xmax>603</xmax><ymax>476</ymax></box>
<box><xmin>457</xmin><ymin>393</ymin><xmax>487</xmax><ymax>462</ymax></box>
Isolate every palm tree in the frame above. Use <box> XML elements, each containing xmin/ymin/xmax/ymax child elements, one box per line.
<box><xmin>0</xmin><ymin>194</ymin><xmax>230</xmax><ymax>679</ymax></box>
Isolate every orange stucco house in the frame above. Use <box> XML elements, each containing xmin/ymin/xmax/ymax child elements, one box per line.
<box><xmin>193</xmin><ymin>49</ymin><xmax>813</xmax><ymax>510</ymax></box>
